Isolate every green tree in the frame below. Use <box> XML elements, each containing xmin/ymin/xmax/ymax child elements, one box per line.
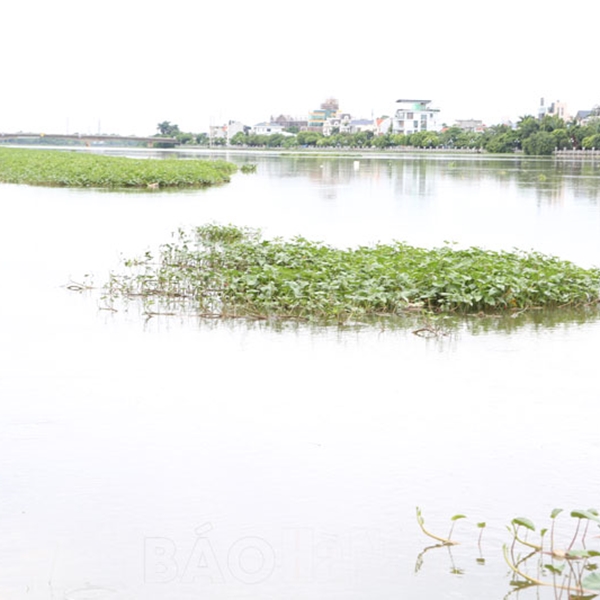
<box><xmin>246</xmin><ymin>134</ymin><xmax>268</xmax><ymax>147</ymax></box>
<box><xmin>372</xmin><ymin>134</ymin><xmax>393</xmax><ymax>148</ymax></box>
<box><xmin>483</xmin><ymin>125</ymin><xmax>518</xmax><ymax>153</ymax></box>
<box><xmin>296</xmin><ymin>131</ymin><xmax>323</xmax><ymax>146</ymax></box>
<box><xmin>176</xmin><ymin>132</ymin><xmax>194</xmax><ymax>144</ymax></box>
<box><xmin>157</xmin><ymin>121</ymin><xmax>180</xmax><ymax>136</ymax></box>
<box><xmin>335</xmin><ymin>133</ymin><xmax>355</xmax><ymax>147</ymax></box>
<box><xmin>354</xmin><ymin>131</ymin><xmax>374</xmax><ymax>147</ymax></box>
<box><xmin>456</xmin><ymin>131</ymin><xmax>483</xmax><ymax>149</ymax></box>
<box><xmin>516</xmin><ymin>115</ymin><xmax>540</xmax><ymax>139</ymax></box>
<box><xmin>409</xmin><ymin>131</ymin><xmax>440</xmax><ymax>148</ymax></box>
<box><xmin>439</xmin><ymin>126</ymin><xmax>463</xmax><ymax>148</ymax></box>
<box><xmin>565</xmin><ymin>119</ymin><xmax>599</xmax><ymax>149</ymax></box>
<box><xmin>539</xmin><ymin>115</ymin><xmax>565</xmax><ymax>132</ymax></box>
<box><xmin>551</xmin><ymin>128</ymin><xmax>571</xmax><ymax>150</ymax></box>
<box><xmin>282</xmin><ymin>136</ymin><xmax>297</xmax><ymax>149</ymax></box>
<box><xmin>522</xmin><ymin>131</ymin><xmax>555</xmax><ymax>155</ymax></box>
<box><xmin>581</xmin><ymin>133</ymin><xmax>600</xmax><ymax>149</ymax></box>
<box><xmin>229</xmin><ymin>132</ymin><xmax>248</xmax><ymax>146</ymax></box>
<box><xmin>390</xmin><ymin>134</ymin><xmax>408</xmax><ymax>147</ymax></box>
<box><xmin>266</xmin><ymin>133</ymin><xmax>286</xmax><ymax>147</ymax></box>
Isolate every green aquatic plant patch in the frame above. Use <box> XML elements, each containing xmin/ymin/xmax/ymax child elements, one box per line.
<box><xmin>106</xmin><ymin>225</ymin><xmax>600</xmax><ymax>322</ymax></box>
<box><xmin>0</xmin><ymin>147</ymin><xmax>237</xmax><ymax>188</ymax></box>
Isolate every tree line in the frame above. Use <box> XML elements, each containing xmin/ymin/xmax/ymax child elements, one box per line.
<box><xmin>157</xmin><ymin>114</ymin><xmax>600</xmax><ymax>155</ymax></box>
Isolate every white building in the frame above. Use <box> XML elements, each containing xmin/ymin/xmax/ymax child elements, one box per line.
<box><xmin>392</xmin><ymin>99</ymin><xmax>440</xmax><ymax>135</ymax></box>
<box><xmin>209</xmin><ymin>120</ymin><xmax>246</xmax><ymax>144</ymax></box>
<box><xmin>322</xmin><ymin>113</ymin><xmax>352</xmax><ymax>136</ymax></box>
<box><xmin>350</xmin><ymin>118</ymin><xmax>376</xmax><ymax>133</ymax></box>
<box><xmin>375</xmin><ymin>117</ymin><xmax>393</xmax><ymax>135</ymax></box>
<box><xmin>252</xmin><ymin>122</ymin><xmax>286</xmax><ymax>135</ymax></box>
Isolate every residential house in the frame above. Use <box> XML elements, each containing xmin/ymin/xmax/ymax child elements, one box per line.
<box><xmin>454</xmin><ymin>119</ymin><xmax>485</xmax><ymax>133</ymax></box>
<box><xmin>322</xmin><ymin>113</ymin><xmax>352</xmax><ymax>136</ymax></box>
<box><xmin>252</xmin><ymin>122</ymin><xmax>286</xmax><ymax>135</ymax></box>
<box><xmin>392</xmin><ymin>99</ymin><xmax>440</xmax><ymax>134</ymax></box>
<box><xmin>575</xmin><ymin>109</ymin><xmax>599</xmax><ymax>125</ymax></box>
<box><xmin>375</xmin><ymin>117</ymin><xmax>393</xmax><ymax>136</ymax></box>
<box><xmin>350</xmin><ymin>119</ymin><xmax>376</xmax><ymax>133</ymax></box>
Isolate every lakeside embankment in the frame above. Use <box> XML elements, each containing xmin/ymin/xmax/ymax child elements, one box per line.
<box><xmin>148</xmin><ymin>145</ymin><xmax>600</xmax><ymax>161</ymax></box>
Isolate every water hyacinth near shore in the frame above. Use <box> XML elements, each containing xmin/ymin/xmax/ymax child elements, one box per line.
<box><xmin>0</xmin><ymin>147</ymin><xmax>237</xmax><ymax>188</ymax></box>
<box><xmin>106</xmin><ymin>224</ymin><xmax>600</xmax><ymax>323</ymax></box>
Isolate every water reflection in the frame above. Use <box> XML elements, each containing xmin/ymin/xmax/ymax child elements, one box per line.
<box><xmin>76</xmin><ymin>146</ymin><xmax>600</xmax><ymax>212</ymax></box>
<box><xmin>439</xmin><ymin>157</ymin><xmax>600</xmax><ymax>202</ymax></box>
<box><xmin>228</xmin><ymin>153</ymin><xmax>600</xmax><ymax>204</ymax></box>
<box><xmin>3</xmin><ymin>151</ymin><xmax>600</xmax><ymax>600</ymax></box>
<box><xmin>100</xmin><ymin>280</ymin><xmax>600</xmax><ymax>337</ymax></box>
<box><xmin>414</xmin><ymin>525</ymin><xmax>600</xmax><ymax>600</ymax></box>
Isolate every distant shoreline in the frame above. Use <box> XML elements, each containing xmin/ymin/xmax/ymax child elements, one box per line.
<box><xmin>2</xmin><ymin>142</ymin><xmax>599</xmax><ymax>161</ymax></box>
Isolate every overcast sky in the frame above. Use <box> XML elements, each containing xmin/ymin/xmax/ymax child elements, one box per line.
<box><xmin>1</xmin><ymin>0</ymin><xmax>598</xmax><ymax>136</ymax></box>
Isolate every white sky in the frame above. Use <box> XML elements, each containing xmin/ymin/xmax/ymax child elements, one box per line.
<box><xmin>1</xmin><ymin>0</ymin><xmax>598</xmax><ymax>136</ymax></box>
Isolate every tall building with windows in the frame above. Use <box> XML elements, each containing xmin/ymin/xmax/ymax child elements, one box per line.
<box><xmin>308</xmin><ymin>98</ymin><xmax>340</xmax><ymax>130</ymax></box>
<box><xmin>538</xmin><ymin>98</ymin><xmax>569</xmax><ymax>121</ymax></box>
<box><xmin>392</xmin><ymin>99</ymin><xmax>440</xmax><ymax>134</ymax></box>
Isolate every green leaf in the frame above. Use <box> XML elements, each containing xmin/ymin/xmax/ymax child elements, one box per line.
<box><xmin>568</xmin><ymin>550</ymin><xmax>598</xmax><ymax>559</ymax></box>
<box><xmin>477</xmin><ymin>522</ymin><xmax>486</xmax><ymax>528</ymax></box>
<box><xmin>545</xmin><ymin>563</ymin><xmax>566</xmax><ymax>575</ymax></box>
<box><xmin>572</xmin><ymin>509</ymin><xmax>600</xmax><ymax>523</ymax></box>
<box><xmin>582</xmin><ymin>571</ymin><xmax>600</xmax><ymax>591</ymax></box>
<box><xmin>451</xmin><ymin>514</ymin><xmax>467</xmax><ymax>521</ymax></box>
<box><xmin>512</xmin><ymin>517</ymin><xmax>536</xmax><ymax>531</ymax></box>
<box><xmin>509</xmin><ymin>580</ymin><xmax>536</xmax><ymax>589</ymax></box>
<box><xmin>551</xmin><ymin>508</ymin><xmax>563</xmax><ymax>519</ymax></box>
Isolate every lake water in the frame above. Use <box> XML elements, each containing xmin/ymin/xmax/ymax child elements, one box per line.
<box><xmin>1</xmin><ymin>150</ymin><xmax>600</xmax><ymax>600</ymax></box>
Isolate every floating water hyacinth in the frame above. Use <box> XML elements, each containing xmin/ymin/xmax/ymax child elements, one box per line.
<box><xmin>105</xmin><ymin>224</ymin><xmax>600</xmax><ymax>322</ymax></box>
<box><xmin>0</xmin><ymin>147</ymin><xmax>237</xmax><ymax>188</ymax></box>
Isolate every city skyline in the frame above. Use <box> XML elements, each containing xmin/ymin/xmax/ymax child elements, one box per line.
<box><xmin>1</xmin><ymin>0</ymin><xmax>598</xmax><ymax>136</ymax></box>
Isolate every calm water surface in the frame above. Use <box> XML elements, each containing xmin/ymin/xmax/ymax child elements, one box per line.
<box><xmin>1</xmin><ymin>151</ymin><xmax>600</xmax><ymax>600</ymax></box>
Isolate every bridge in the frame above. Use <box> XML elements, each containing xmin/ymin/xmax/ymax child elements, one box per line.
<box><xmin>0</xmin><ymin>132</ymin><xmax>179</xmax><ymax>147</ymax></box>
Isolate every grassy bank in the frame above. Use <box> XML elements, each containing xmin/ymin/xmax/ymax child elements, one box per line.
<box><xmin>0</xmin><ymin>147</ymin><xmax>237</xmax><ymax>188</ymax></box>
<box><xmin>106</xmin><ymin>225</ymin><xmax>600</xmax><ymax>322</ymax></box>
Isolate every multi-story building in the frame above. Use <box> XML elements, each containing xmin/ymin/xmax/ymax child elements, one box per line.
<box><xmin>208</xmin><ymin>120</ymin><xmax>246</xmax><ymax>144</ymax></box>
<box><xmin>308</xmin><ymin>98</ymin><xmax>340</xmax><ymax>130</ymax></box>
<box><xmin>538</xmin><ymin>98</ymin><xmax>569</xmax><ymax>121</ymax></box>
<box><xmin>392</xmin><ymin>99</ymin><xmax>440</xmax><ymax>135</ymax></box>
<box><xmin>322</xmin><ymin>113</ymin><xmax>352</xmax><ymax>136</ymax></box>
